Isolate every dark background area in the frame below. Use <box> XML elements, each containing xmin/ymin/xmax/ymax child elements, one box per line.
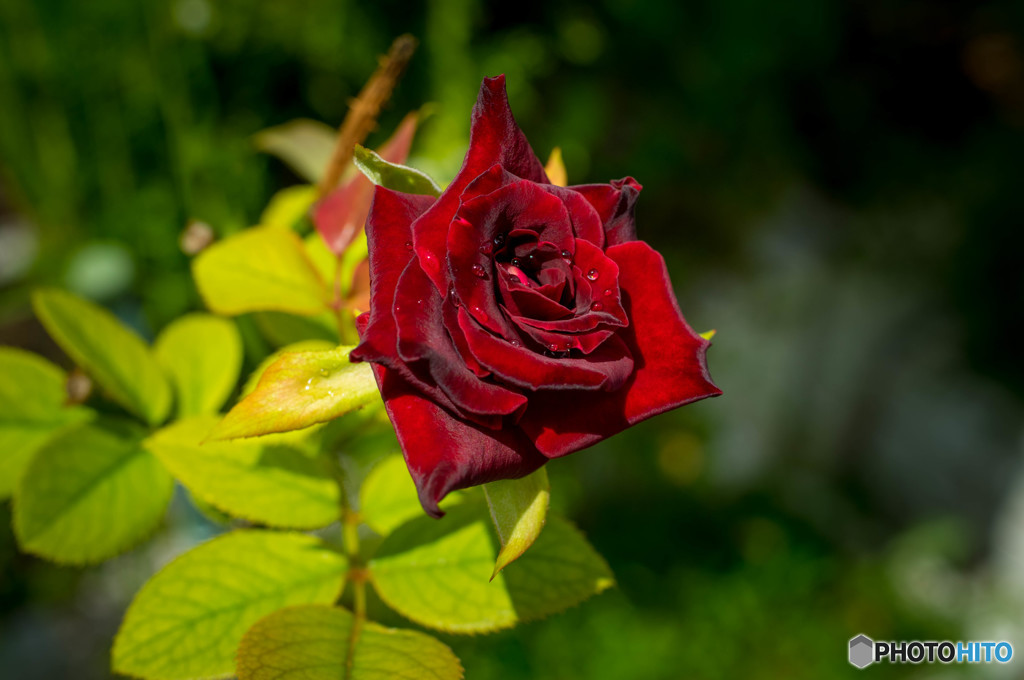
<box><xmin>2</xmin><ymin>0</ymin><xmax>1024</xmax><ymax>678</ymax></box>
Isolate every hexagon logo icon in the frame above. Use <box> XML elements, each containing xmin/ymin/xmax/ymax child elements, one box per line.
<box><xmin>849</xmin><ymin>634</ymin><xmax>874</xmax><ymax>669</ymax></box>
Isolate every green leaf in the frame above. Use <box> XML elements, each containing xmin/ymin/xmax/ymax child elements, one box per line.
<box><xmin>241</xmin><ymin>340</ymin><xmax>337</xmax><ymax>398</ymax></box>
<box><xmin>154</xmin><ymin>313</ymin><xmax>243</xmax><ymax>418</ymax></box>
<box><xmin>112</xmin><ymin>530</ymin><xmax>348</xmax><ymax>680</ymax></box>
<box><xmin>237</xmin><ymin>605</ymin><xmax>463</xmax><ymax>680</ymax></box>
<box><xmin>260</xmin><ymin>184</ymin><xmax>318</xmax><ymax>231</ymax></box>
<box><xmin>192</xmin><ymin>225</ymin><xmax>329</xmax><ymax>316</ymax></box>
<box><xmin>252</xmin><ymin>311</ymin><xmax>339</xmax><ymax>348</ymax></box>
<box><xmin>13</xmin><ymin>422</ymin><xmax>173</xmax><ymax>564</ymax></box>
<box><xmin>145</xmin><ymin>416</ymin><xmax>340</xmax><ymax>529</ymax></box>
<box><xmin>353</xmin><ymin>145</ymin><xmax>441</xmax><ymax>196</ymax></box>
<box><xmin>369</xmin><ymin>505</ymin><xmax>613</xmax><ymax>633</ymax></box>
<box><xmin>210</xmin><ymin>345</ymin><xmax>380</xmax><ymax>441</ymax></box>
<box><xmin>483</xmin><ymin>467</ymin><xmax>550</xmax><ymax>578</ymax></box>
<box><xmin>359</xmin><ymin>453</ymin><xmax>462</xmax><ymax>537</ymax></box>
<box><xmin>0</xmin><ymin>347</ymin><xmax>92</xmax><ymax>498</ymax></box>
<box><xmin>254</xmin><ymin>119</ymin><xmax>338</xmax><ymax>183</ymax></box>
<box><xmin>32</xmin><ymin>288</ymin><xmax>171</xmax><ymax>425</ymax></box>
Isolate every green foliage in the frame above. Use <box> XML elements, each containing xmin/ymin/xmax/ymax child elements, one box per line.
<box><xmin>145</xmin><ymin>416</ymin><xmax>340</xmax><ymax>529</ymax></box>
<box><xmin>211</xmin><ymin>345</ymin><xmax>380</xmax><ymax>441</ymax></box>
<box><xmin>13</xmin><ymin>421</ymin><xmax>173</xmax><ymax>564</ymax></box>
<box><xmin>192</xmin><ymin>226</ymin><xmax>329</xmax><ymax>316</ymax></box>
<box><xmin>370</xmin><ymin>504</ymin><xmax>613</xmax><ymax>633</ymax></box>
<box><xmin>253</xmin><ymin>119</ymin><xmax>338</xmax><ymax>183</ymax></box>
<box><xmin>237</xmin><ymin>605</ymin><xmax>463</xmax><ymax>680</ymax></box>
<box><xmin>112</xmin><ymin>531</ymin><xmax>348</xmax><ymax>680</ymax></box>
<box><xmin>154</xmin><ymin>313</ymin><xmax>243</xmax><ymax>418</ymax></box>
<box><xmin>32</xmin><ymin>288</ymin><xmax>171</xmax><ymax>425</ymax></box>
<box><xmin>484</xmin><ymin>467</ymin><xmax>550</xmax><ymax>577</ymax></box>
<box><xmin>360</xmin><ymin>453</ymin><xmax>464</xmax><ymax>536</ymax></box>
<box><xmin>0</xmin><ymin>347</ymin><xmax>92</xmax><ymax>498</ymax></box>
<box><xmin>353</xmin><ymin>145</ymin><xmax>442</xmax><ymax>196</ymax></box>
<box><xmin>260</xmin><ymin>185</ymin><xmax>319</xmax><ymax>231</ymax></box>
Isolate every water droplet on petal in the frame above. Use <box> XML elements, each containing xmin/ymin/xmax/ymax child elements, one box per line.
<box><xmin>603</xmin><ymin>288</ymin><xmax>614</xmax><ymax>297</ymax></box>
<box><xmin>547</xmin><ymin>342</ymin><xmax>559</xmax><ymax>352</ymax></box>
<box><xmin>511</xmin><ymin>257</ymin><xmax>523</xmax><ymax>268</ymax></box>
<box><xmin>586</xmin><ymin>268</ymin><xmax>599</xmax><ymax>281</ymax></box>
<box><xmin>560</xmin><ymin>249</ymin><xmax>573</xmax><ymax>262</ymax></box>
<box><xmin>448</xmin><ymin>284</ymin><xmax>461</xmax><ymax>306</ymax></box>
<box><xmin>525</xmin><ymin>253</ymin><xmax>537</xmax><ymax>267</ymax></box>
<box><xmin>472</xmin><ymin>305</ymin><xmax>487</xmax><ymax>321</ymax></box>
<box><xmin>318</xmin><ymin>368</ymin><xmax>330</xmax><ymax>377</ymax></box>
<box><xmin>493</xmin><ymin>233</ymin><xmax>506</xmax><ymax>248</ymax></box>
<box><xmin>591</xmin><ymin>302</ymin><xmax>604</xmax><ymax>312</ymax></box>
<box><xmin>404</xmin><ymin>241</ymin><xmax>413</xmax><ymax>251</ymax></box>
<box><xmin>471</xmin><ymin>263</ymin><xmax>486</xmax><ymax>278</ymax></box>
<box><xmin>510</xmin><ymin>339</ymin><xmax>521</xmax><ymax>347</ymax></box>
<box><xmin>479</xmin><ymin>242</ymin><xmax>494</xmax><ymax>256</ymax></box>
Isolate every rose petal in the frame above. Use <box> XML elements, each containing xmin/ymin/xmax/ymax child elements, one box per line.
<box><xmin>394</xmin><ymin>261</ymin><xmax>528</xmax><ymax>424</ymax></box>
<box><xmin>457</xmin><ymin>307</ymin><xmax>633</xmax><ymax>391</ymax></box>
<box><xmin>371</xmin><ymin>364</ymin><xmax>546</xmax><ymax>517</ymax></box>
<box><xmin>570</xmin><ymin>177</ymin><xmax>642</xmax><ymax>247</ymax></box>
<box><xmin>519</xmin><ymin>240</ymin><xmax>720</xmax><ymax>457</ymax></box>
<box><xmin>413</xmin><ymin>76</ymin><xmax>549</xmax><ymax>292</ymax></box>
<box><xmin>542</xmin><ymin>184</ymin><xmax>606</xmax><ymax>247</ymax></box>
<box><xmin>450</xmin><ymin>181</ymin><xmax>573</xmax><ymax>335</ymax></box>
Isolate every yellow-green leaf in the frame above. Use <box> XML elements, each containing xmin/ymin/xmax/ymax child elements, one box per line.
<box><xmin>192</xmin><ymin>225</ymin><xmax>329</xmax><ymax>316</ymax></box>
<box><xmin>154</xmin><ymin>313</ymin><xmax>243</xmax><ymax>417</ymax></box>
<box><xmin>112</xmin><ymin>530</ymin><xmax>348</xmax><ymax>680</ymax></box>
<box><xmin>260</xmin><ymin>184</ymin><xmax>318</xmax><ymax>231</ymax></box>
<box><xmin>32</xmin><ymin>288</ymin><xmax>171</xmax><ymax>425</ymax></box>
<box><xmin>254</xmin><ymin>119</ymin><xmax>338</xmax><ymax>183</ymax></box>
<box><xmin>145</xmin><ymin>416</ymin><xmax>340</xmax><ymax>529</ymax></box>
<box><xmin>353</xmin><ymin>145</ymin><xmax>441</xmax><ymax>196</ymax></box>
<box><xmin>483</xmin><ymin>467</ymin><xmax>550</xmax><ymax>578</ymax></box>
<box><xmin>360</xmin><ymin>453</ymin><xmax>461</xmax><ymax>537</ymax></box>
<box><xmin>210</xmin><ymin>345</ymin><xmax>379</xmax><ymax>441</ymax></box>
<box><xmin>13</xmin><ymin>422</ymin><xmax>173</xmax><ymax>564</ymax></box>
<box><xmin>544</xmin><ymin>147</ymin><xmax>567</xmax><ymax>187</ymax></box>
<box><xmin>369</xmin><ymin>505</ymin><xmax>613</xmax><ymax>634</ymax></box>
<box><xmin>0</xmin><ymin>347</ymin><xmax>92</xmax><ymax>498</ymax></box>
<box><xmin>237</xmin><ymin>605</ymin><xmax>463</xmax><ymax>680</ymax></box>
<box><xmin>252</xmin><ymin>310</ymin><xmax>338</xmax><ymax>348</ymax></box>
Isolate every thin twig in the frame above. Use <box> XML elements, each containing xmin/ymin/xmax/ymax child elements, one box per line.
<box><xmin>317</xmin><ymin>34</ymin><xmax>418</xmax><ymax>197</ymax></box>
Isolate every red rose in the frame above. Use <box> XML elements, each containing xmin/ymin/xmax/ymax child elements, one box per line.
<box><xmin>351</xmin><ymin>75</ymin><xmax>720</xmax><ymax>516</ymax></box>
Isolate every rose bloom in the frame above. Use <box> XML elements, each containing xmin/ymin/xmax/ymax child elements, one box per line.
<box><xmin>351</xmin><ymin>76</ymin><xmax>720</xmax><ymax>516</ymax></box>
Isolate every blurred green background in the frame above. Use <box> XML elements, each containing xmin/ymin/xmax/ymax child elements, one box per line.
<box><xmin>2</xmin><ymin>0</ymin><xmax>1024</xmax><ymax>678</ymax></box>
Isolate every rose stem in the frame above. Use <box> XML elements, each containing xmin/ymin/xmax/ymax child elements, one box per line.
<box><xmin>317</xmin><ymin>33</ymin><xmax>418</xmax><ymax>198</ymax></box>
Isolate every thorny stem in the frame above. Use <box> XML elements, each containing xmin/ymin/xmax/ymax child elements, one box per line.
<box><xmin>317</xmin><ymin>34</ymin><xmax>417</xmax><ymax>198</ymax></box>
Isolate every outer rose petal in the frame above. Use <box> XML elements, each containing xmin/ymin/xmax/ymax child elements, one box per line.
<box><xmin>571</xmin><ymin>177</ymin><xmax>642</xmax><ymax>246</ymax></box>
<box><xmin>519</xmin><ymin>240</ymin><xmax>720</xmax><ymax>457</ymax></box>
<box><xmin>413</xmin><ymin>75</ymin><xmax>549</xmax><ymax>291</ymax></box>
<box><xmin>350</xmin><ymin>188</ymin><xmax>446</xmax><ymax>406</ymax></box>
<box><xmin>370</xmin><ymin>365</ymin><xmax>546</xmax><ymax>517</ymax></box>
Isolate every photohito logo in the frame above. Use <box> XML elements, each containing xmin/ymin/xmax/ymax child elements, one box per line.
<box><xmin>848</xmin><ymin>634</ymin><xmax>1013</xmax><ymax>668</ymax></box>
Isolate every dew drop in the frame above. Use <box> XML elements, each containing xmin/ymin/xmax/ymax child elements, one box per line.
<box><xmin>511</xmin><ymin>257</ymin><xmax>523</xmax><ymax>268</ymax></box>
<box><xmin>404</xmin><ymin>241</ymin><xmax>413</xmax><ymax>251</ymax></box>
<box><xmin>472</xmin><ymin>305</ymin><xmax>488</xmax><ymax>321</ymax></box>
<box><xmin>479</xmin><ymin>242</ymin><xmax>494</xmax><ymax>256</ymax></box>
<box><xmin>493</xmin><ymin>233</ymin><xmax>506</xmax><ymax>248</ymax></box>
<box><xmin>591</xmin><ymin>302</ymin><xmax>604</xmax><ymax>312</ymax></box>
<box><xmin>603</xmin><ymin>288</ymin><xmax>614</xmax><ymax>297</ymax></box>
<box><xmin>510</xmin><ymin>339</ymin><xmax>521</xmax><ymax>347</ymax></box>
<box><xmin>448</xmin><ymin>284</ymin><xmax>461</xmax><ymax>306</ymax></box>
<box><xmin>525</xmin><ymin>253</ymin><xmax>537</xmax><ymax>268</ymax></box>
<box><xmin>560</xmin><ymin>249</ymin><xmax>573</xmax><ymax>262</ymax></box>
<box><xmin>586</xmin><ymin>268</ymin><xmax>599</xmax><ymax>281</ymax></box>
<box><xmin>471</xmin><ymin>263</ymin><xmax>486</xmax><ymax>278</ymax></box>
<box><xmin>547</xmin><ymin>342</ymin><xmax>559</xmax><ymax>352</ymax></box>
<box><xmin>318</xmin><ymin>368</ymin><xmax>330</xmax><ymax>377</ymax></box>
